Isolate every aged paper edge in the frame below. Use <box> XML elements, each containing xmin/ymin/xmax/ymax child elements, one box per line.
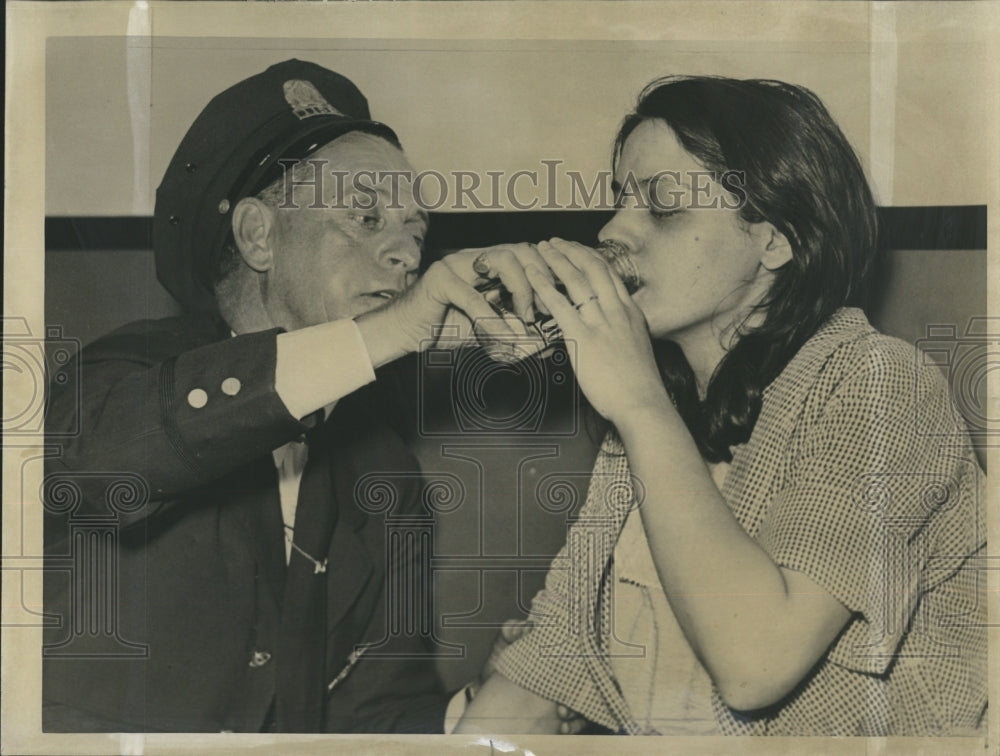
<box><xmin>4</xmin><ymin>2</ymin><xmax>998</xmax><ymax>755</ymax></box>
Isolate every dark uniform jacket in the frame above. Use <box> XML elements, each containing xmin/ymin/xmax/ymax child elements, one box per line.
<box><xmin>42</xmin><ymin>315</ymin><xmax>448</xmax><ymax>732</ymax></box>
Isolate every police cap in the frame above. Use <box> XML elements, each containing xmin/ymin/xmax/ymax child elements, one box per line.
<box><xmin>154</xmin><ymin>59</ymin><xmax>399</xmax><ymax>313</ymax></box>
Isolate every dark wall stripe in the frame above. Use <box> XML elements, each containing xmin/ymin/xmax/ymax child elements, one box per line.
<box><xmin>46</xmin><ymin>217</ymin><xmax>154</xmax><ymax>252</ymax></box>
<box><xmin>878</xmin><ymin>206</ymin><xmax>986</xmax><ymax>250</ymax></box>
<box><xmin>45</xmin><ymin>206</ymin><xmax>986</xmax><ymax>254</ymax></box>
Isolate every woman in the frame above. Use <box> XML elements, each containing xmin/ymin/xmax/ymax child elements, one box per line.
<box><xmin>455</xmin><ymin>76</ymin><xmax>986</xmax><ymax>736</ymax></box>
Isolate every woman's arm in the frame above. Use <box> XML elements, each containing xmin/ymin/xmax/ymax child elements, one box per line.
<box><xmin>454</xmin><ymin>673</ymin><xmax>564</xmax><ymax>734</ymax></box>
<box><xmin>615</xmin><ymin>407</ymin><xmax>850</xmax><ymax>711</ymax></box>
<box><xmin>525</xmin><ymin>240</ymin><xmax>851</xmax><ymax>712</ymax></box>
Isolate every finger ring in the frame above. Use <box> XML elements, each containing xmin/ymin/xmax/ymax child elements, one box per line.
<box><xmin>574</xmin><ymin>295</ymin><xmax>600</xmax><ymax>311</ymax></box>
<box><xmin>472</xmin><ymin>253</ymin><xmax>491</xmax><ymax>277</ymax></box>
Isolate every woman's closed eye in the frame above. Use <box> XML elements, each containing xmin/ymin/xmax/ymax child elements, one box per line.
<box><xmin>650</xmin><ymin>206</ymin><xmax>683</xmax><ymax>221</ymax></box>
<box><xmin>648</xmin><ymin>178</ymin><xmax>687</xmax><ymax>218</ymax></box>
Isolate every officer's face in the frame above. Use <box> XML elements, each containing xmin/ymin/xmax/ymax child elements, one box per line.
<box><xmin>265</xmin><ymin>132</ymin><xmax>426</xmax><ymax>330</ymax></box>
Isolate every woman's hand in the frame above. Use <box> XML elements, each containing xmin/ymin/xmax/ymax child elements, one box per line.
<box><xmin>525</xmin><ymin>238</ymin><xmax>672</xmax><ymax>424</ymax></box>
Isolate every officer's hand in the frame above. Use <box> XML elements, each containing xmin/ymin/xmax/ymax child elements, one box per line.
<box><xmin>355</xmin><ymin>244</ymin><xmax>553</xmax><ymax>366</ymax></box>
<box><xmin>447</xmin><ymin>243</ymin><xmax>555</xmax><ymax>324</ymax></box>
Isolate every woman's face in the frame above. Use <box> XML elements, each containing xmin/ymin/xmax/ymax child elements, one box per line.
<box><xmin>598</xmin><ymin>119</ymin><xmax>785</xmax><ymax>354</ymax></box>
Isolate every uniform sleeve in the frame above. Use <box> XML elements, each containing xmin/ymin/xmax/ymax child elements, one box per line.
<box><xmin>45</xmin><ymin>319</ymin><xmax>372</xmax><ymax>525</ymax></box>
<box><xmin>755</xmin><ymin>342</ymin><xmax>974</xmax><ymax>674</ymax></box>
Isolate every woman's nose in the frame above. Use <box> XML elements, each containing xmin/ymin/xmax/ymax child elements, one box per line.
<box><xmin>598</xmin><ymin>209</ymin><xmax>635</xmax><ymax>247</ymax></box>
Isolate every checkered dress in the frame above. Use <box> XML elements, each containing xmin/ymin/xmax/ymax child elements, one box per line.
<box><xmin>494</xmin><ymin>308</ymin><xmax>987</xmax><ymax>735</ymax></box>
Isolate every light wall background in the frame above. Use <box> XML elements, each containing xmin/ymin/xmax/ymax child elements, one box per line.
<box><xmin>46</xmin><ymin>36</ymin><xmax>874</xmax><ymax>215</ymax></box>
<box><xmin>43</xmin><ymin>10</ymin><xmax>997</xmax><ymax>217</ymax></box>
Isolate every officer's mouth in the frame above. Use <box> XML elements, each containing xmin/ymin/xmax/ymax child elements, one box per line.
<box><xmin>365</xmin><ymin>289</ymin><xmax>403</xmax><ymax>301</ymax></box>
<box><xmin>361</xmin><ymin>289</ymin><xmax>403</xmax><ymax>306</ymax></box>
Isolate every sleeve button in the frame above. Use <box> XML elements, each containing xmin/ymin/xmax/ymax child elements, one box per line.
<box><xmin>249</xmin><ymin>650</ymin><xmax>271</xmax><ymax>668</ymax></box>
<box><xmin>187</xmin><ymin>388</ymin><xmax>208</xmax><ymax>408</ymax></box>
<box><xmin>221</xmin><ymin>377</ymin><xmax>242</xmax><ymax>396</ymax></box>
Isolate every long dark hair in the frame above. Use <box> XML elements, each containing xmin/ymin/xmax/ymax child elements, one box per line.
<box><xmin>613</xmin><ymin>76</ymin><xmax>879</xmax><ymax>462</ymax></box>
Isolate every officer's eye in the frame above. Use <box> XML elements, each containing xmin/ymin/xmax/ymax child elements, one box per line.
<box><xmin>351</xmin><ymin>213</ymin><xmax>384</xmax><ymax>231</ymax></box>
<box><xmin>409</xmin><ymin>226</ymin><xmax>426</xmax><ymax>250</ymax></box>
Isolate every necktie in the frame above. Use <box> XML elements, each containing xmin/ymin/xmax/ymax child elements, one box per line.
<box><xmin>275</xmin><ymin>421</ymin><xmax>338</xmax><ymax>731</ymax></box>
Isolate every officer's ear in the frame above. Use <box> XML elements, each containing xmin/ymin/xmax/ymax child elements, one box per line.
<box><xmin>231</xmin><ymin>198</ymin><xmax>277</xmax><ymax>272</ymax></box>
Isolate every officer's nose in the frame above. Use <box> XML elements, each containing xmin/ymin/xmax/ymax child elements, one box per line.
<box><xmin>381</xmin><ymin>235</ymin><xmax>421</xmax><ymax>273</ymax></box>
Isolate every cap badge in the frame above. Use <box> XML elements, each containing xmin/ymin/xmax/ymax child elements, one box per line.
<box><xmin>283</xmin><ymin>80</ymin><xmax>345</xmax><ymax>120</ymax></box>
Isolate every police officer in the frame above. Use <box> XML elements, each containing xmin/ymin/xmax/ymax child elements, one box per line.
<box><xmin>42</xmin><ymin>59</ymin><xmax>536</xmax><ymax>733</ymax></box>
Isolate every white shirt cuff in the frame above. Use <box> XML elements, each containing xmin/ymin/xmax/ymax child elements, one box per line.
<box><xmin>275</xmin><ymin>319</ymin><xmax>377</xmax><ymax>420</ymax></box>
